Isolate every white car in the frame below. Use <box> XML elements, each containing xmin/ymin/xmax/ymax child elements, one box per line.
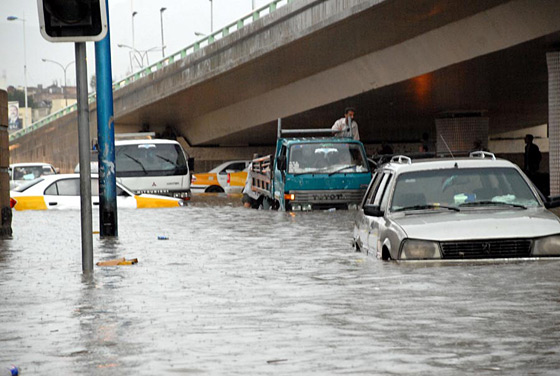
<box><xmin>9</xmin><ymin>162</ymin><xmax>57</xmax><ymax>190</ymax></box>
<box><xmin>191</xmin><ymin>160</ymin><xmax>249</xmax><ymax>193</ymax></box>
<box><xmin>10</xmin><ymin>174</ymin><xmax>186</xmax><ymax>211</ymax></box>
<box><xmin>353</xmin><ymin>152</ymin><xmax>560</xmax><ymax>261</ymax></box>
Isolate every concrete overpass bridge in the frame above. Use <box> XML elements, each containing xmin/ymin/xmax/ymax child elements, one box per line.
<box><xmin>8</xmin><ymin>0</ymin><xmax>560</xmax><ymax>192</ymax></box>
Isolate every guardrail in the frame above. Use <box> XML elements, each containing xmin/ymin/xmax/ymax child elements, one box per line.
<box><xmin>9</xmin><ymin>0</ymin><xmax>294</xmax><ymax>142</ymax></box>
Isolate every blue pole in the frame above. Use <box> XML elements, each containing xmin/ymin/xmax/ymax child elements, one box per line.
<box><xmin>95</xmin><ymin>0</ymin><xmax>118</xmax><ymax>237</ymax></box>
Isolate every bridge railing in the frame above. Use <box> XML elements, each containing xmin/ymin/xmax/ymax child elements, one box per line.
<box><xmin>9</xmin><ymin>0</ymin><xmax>294</xmax><ymax>142</ymax></box>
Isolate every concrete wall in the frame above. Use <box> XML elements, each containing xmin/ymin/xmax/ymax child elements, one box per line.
<box><xmin>0</xmin><ymin>90</ymin><xmax>12</xmax><ymax>237</ymax></box>
<box><xmin>8</xmin><ymin>110</ymin><xmax>92</xmax><ymax>173</ymax></box>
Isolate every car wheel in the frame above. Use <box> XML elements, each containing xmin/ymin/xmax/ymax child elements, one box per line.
<box><xmin>205</xmin><ymin>185</ymin><xmax>224</xmax><ymax>193</ymax></box>
<box><xmin>381</xmin><ymin>246</ymin><xmax>391</xmax><ymax>261</ymax></box>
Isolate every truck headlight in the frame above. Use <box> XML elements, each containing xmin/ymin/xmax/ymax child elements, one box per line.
<box><xmin>532</xmin><ymin>235</ymin><xmax>560</xmax><ymax>256</ymax></box>
<box><xmin>400</xmin><ymin>239</ymin><xmax>441</xmax><ymax>260</ymax></box>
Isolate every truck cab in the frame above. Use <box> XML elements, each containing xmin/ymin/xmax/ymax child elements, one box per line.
<box><xmin>273</xmin><ymin>136</ymin><xmax>372</xmax><ymax>210</ymax></box>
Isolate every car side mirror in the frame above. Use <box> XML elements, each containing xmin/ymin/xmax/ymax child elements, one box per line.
<box><xmin>545</xmin><ymin>195</ymin><xmax>560</xmax><ymax>209</ymax></box>
<box><xmin>188</xmin><ymin>157</ymin><xmax>195</xmax><ymax>172</ymax></box>
<box><xmin>363</xmin><ymin>205</ymin><xmax>384</xmax><ymax>217</ymax></box>
<box><xmin>277</xmin><ymin>155</ymin><xmax>286</xmax><ymax>171</ymax></box>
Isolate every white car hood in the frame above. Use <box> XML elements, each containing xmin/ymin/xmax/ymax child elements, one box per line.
<box><xmin>392</xmin><ymin>208</ymin><xmax>560</xmax><ymax>241</ymax></box>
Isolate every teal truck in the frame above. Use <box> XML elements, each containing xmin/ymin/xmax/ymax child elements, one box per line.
<box><xmin>250</xmin><ymin>121</ymin><xmax>372</xmax><ymax>211</ymax></box>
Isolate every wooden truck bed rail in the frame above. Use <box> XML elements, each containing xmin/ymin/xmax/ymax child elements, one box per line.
<box><xmin>251</xmin><ymin>155</ymin><xmax>273</xmax><ymax>196</ymax></box>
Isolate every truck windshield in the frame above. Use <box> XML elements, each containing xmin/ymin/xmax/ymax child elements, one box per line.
<box><xmin>115</xmin><ymin>143</ymin><xmax>188</xmax><ymax>177</ymax></box>
<box><xmin>288</xmin><ymin>142</ymin><xmax>368</xmax><ymax>174</ymax></box>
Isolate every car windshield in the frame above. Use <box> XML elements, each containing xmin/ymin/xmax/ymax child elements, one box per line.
<box><xmin>389</xmin><ymin>167</ymin><xmax>540</xmax><ymax>211</ymax></box>
<box><xmin>13</xmin><ymin>165</ymin><xmax>55</xmax><ymax>180</ymax></box>
<box><xmin>115</xmin><ymin>143</ymin><xmax>187</xmax><ymax>176</ymax></box>
<box><xmin>288</xmin><ymin>142</ymin><xmax>369</xmax><ymax>174</ymax></box>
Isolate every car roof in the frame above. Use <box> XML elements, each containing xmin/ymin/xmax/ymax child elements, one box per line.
<box><xmin>115</xmin><ymin>139</ymin><xmax>180</xmax><ymax>146</ymax></box>
<box><xmin>380</xmin><ymin>156</ymin><xmax>520</xmax><ymax>174</ymax></box>
<box><xmin>30</xmin><ymin>173</ymin><xmax>133</xmax><ymax>194</ymax></box>
<box><xmin>10</xmin><ymin>162</ymin><xmax>54</xmax><ymax>167</ymax></box>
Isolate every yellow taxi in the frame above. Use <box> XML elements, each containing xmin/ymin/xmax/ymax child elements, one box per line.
<box><xmin>191</xmin><ymin>160</ymin><xmax>249</xmax><ymax>193</ymax></box>
<box><xmin>10</xmin><ymin>174</ymin><xmax>186</xmax><ymax>211</ymax></box>
<box><xmin>225</xmin><ymin>171</ymin><xmax>248</xmax><ymax>194</ymax></box>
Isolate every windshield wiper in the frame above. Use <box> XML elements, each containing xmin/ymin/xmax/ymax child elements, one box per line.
<box><xmin>156</xmin><ymin>154</ymin><xmax>178</xmax><ymax>167</ymax></box>
<box><xmin>328</xmin><ymin>165</ymin><xmax>356</xmax><ymax>176</ymax></box>
<box><xmin>459</xmin><ymin>200</ymin><xmax>527</xmax><ymax>209</ymax></box>
<box><xmin>393</xmin><ymin>204</ymin><xmax>460</xmax><ymax>213</ymax></box>
<box><xmin>124</xmin><ymin>153</ymin><xmax>148</xmax><ymax>175</ymax></box>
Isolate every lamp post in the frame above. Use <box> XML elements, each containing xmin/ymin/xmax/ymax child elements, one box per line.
<box><xmin>253</xmin><ymin>0</ymin><xmax>256</xmax><ymax>10</ymax></box>
<box><xmin>209</xmin><ymin>0</ymin><xmax>213</xmax><ymax>33</ymax></box>
<box><xmin>41</xmin><ymin>58</ymin><xmax>75</xmax><ymax>107</ymax></box>
<box><xmin>118</xmin><ymin>43</ymin><xmax>142</xmax><ymax>71</ymax></box>
<box><xmin>160</xmin><ymin>7</ymin><xmax>166</xmax><ymax>58</ymax></box>
<box><xmin>118</xmin><ymin>44</ymin><xmax>161</xmax><ymax>70</ymax></box>
<box><xmin>7</xmin><ymin>14</ymin><xmax>28</xmax><ymax>127</ymax></box>
<box><xmin>132</xmin><ymin>11</ymin><xmax>138</xmax><ymax>63</ymax></box>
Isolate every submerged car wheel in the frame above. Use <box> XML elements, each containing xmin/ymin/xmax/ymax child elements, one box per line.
<box><xmin>205</xmin><ymin>185</ymin><xmax>224</xmax><ymax>193</ymax></box>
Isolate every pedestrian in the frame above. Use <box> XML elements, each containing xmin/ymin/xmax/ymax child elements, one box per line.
<box><xmin>332</xmin><ymin>107</ymin><xmax>360</xmax><ymax>140</ymax></box>
<box><xmin>378</xmin><ymin>142</ymin><xmax>393</xmax><ymax>155</ymax></box>
<box><xmin>418</xmin><ymin>132</ymin><xmax>430</xmax><ymax>153</ymax></box>
<box><xmin>242</xmin><ymin>154</ymin><xmax>261</xmax><ymax>209</ymax></box>
<box><xmin>471</xmin><ymin>139</ymin><xmax>488</xmax><ymax>153</ymax></box>
<box><xmin>524</xmin><ymin>134</ymin><xmax>541</xmax><ymax>174</ymax></box>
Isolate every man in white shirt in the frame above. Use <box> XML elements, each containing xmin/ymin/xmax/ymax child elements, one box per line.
<box><xmin>331</xmin><ymin>107</ymin><xmax>360</xmax><ymax>140</ymax></box>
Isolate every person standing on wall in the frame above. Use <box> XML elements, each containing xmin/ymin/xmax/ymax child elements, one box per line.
<box><xmin>332</xmin><ymin>107</ymin><xmax>360</xmax><ymax>140</ymax></box>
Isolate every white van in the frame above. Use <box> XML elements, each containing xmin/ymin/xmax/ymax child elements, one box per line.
<box><xmin>114</xmin><ymin>139</ymin><xmax>192</xmax><ymax>199</ymax></box>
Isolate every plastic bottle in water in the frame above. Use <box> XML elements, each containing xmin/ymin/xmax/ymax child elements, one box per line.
<box><xmin>4</xmin><ymin>366</ymin><xmax>19</xmax><ymax>376</ymax></box>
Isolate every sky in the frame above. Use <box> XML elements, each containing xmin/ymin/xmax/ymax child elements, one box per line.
<box><xmin>0</xmin><ymin>0</ymin><xmax>271</xmax><ymax>90</ymax></box>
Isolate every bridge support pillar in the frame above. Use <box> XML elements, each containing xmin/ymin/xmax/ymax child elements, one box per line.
<box><xmin>0</xmin><ymin>90</ymin><xmax>12</xmax><ymax>238</ymax></box>
<box><xmin>547</xmin><ymin>52</ymin><xmax>560</xmax><ymax>196</ymax></box>
<box><xmin>435</xmin><ymin>115</ymin><xmax>489</xmax><ymax>155</ymax></box>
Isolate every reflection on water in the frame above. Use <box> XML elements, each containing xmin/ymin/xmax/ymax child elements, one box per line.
<box><xmin>1</xmin><ymin>195</ymin><xmax>560</xmax><ymax>375</ymax></box>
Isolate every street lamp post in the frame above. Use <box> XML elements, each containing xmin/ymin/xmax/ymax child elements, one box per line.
<box><xmin>118</xmin><ymin>44</ymin><xmax>162</xmax><ymax>70</ymax></box>
<box><xmin>41</xmin><ymin>59</ymin><xmax>75</xmax><ymax>107</ymax></box>
<box><xmin>210</xmin><ymin>0</ymin><xmax>213</xmax><ymax>33</ymax></box>
<box><xmin>7</xmin><ymin>14</ymin><xmax>28</xmax><ymax>127</ymax></box>
<box><xmin>132</xmin><ymin>11</ymin><xmax>138</xmax><ymax>64</ymax></box>
<box><xmin>160</xmin><ymin>7</ymin><xmax>167</xmax><ymax>58</ymax></box>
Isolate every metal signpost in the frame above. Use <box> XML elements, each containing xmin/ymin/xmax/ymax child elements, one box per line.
<box><xmin>37</xmin><ymin>0</ymin><xmax>109</xmax><ymax>274</ymax></box>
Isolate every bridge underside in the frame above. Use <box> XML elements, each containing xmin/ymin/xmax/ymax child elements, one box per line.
<box><xmin>112</xmin><ymin>0</ymin><xmax>560</xmax><ymax>147</ymax></box>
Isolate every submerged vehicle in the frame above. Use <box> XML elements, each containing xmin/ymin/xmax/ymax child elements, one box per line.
<box><xmin>353</xmin><ymin>152</ymin><xmax>560</xmax><ymax>261</ymax></box>
<box><xmin>114</xmin><ymin>139</ymin><xmax>193</xmax><ymax>199</ymax></box>
<box><xmin>249</xmin><ymin>121</ymin><xmax>372</xmax><ymax>210</ymax></box>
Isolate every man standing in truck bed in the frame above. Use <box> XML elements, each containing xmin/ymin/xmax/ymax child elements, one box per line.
<box><xmin>332</xmin><ymin>107</ymin><xmax>360</xmax><ymax>140</ymax></box>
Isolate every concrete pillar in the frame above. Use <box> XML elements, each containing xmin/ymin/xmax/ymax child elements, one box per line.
<box><xmin>435</xmin><ymin>115</ymin><xmax>489</xmax><ymax>155</ymax></box>
<box><xmin>547</xmin><ymin>52</ymin><xmax>560</xmax><ymax>196</ymax></box>
<box><xmin>0</xmin><ymin>90</ymin><xmax>13</xmax><ymax>238</ymax></box>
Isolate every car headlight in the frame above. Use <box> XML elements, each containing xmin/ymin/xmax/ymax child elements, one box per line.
<box><xmin>400</xmin><ymin>239</ymin><xmax>441</xmax><ymax>260</ymax></box>
<box><xmin>532</xmin><ymin>235</ymin><xmax>560</xmax><ymax>256</ymax></box>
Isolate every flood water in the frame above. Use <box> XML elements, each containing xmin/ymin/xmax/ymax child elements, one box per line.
<box><xmin>1</xmin><ymin>194</ymin><xmax>560</xmax><ymax>375</ymax></box>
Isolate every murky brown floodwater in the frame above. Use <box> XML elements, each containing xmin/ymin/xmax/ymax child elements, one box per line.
<box><xmin>1</xmin><ymin>194</ymin><xmax>560</xmax><ymax>375</ymax></box>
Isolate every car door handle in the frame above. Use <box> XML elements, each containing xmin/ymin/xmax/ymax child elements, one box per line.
<box><xmin>93</xmin><ymin>202</ymin><xmax>99</xmax><ymax>206</ymax></box>
<box><xmin>48</xmin><ymin>202</ymin><xmax>57</xmax><ymax>206</ymax></box>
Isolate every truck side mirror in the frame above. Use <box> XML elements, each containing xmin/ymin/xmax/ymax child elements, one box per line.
<box><xmin>277</xmin><ymin>155</ymin><xmax>286</xmax><ymax>171</ymax></box>
<box><xmin>188</xmin><ymin>157</ymin><xmax>195</xmax><ymax>172</ymax></box>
